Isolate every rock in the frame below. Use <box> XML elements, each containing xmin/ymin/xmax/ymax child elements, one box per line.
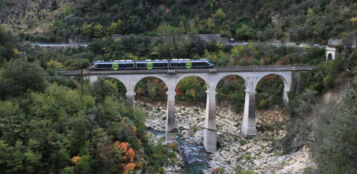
<box><xmin>211</xmin><ymin>167</ymin><xmax>221</xmax><ymax>174</ymax></box>
<box><xmin>141</xmin><ymin>103</ymin><xmax>314</xmax><ymax>174</ymax></box>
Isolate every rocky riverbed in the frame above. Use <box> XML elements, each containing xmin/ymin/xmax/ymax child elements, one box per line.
<box><xmin>140</xmin><ymin>102</ymin><xmax>315</xmax><ymax>173</ymax></box>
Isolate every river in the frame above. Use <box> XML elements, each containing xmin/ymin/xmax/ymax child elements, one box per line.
<box><xmin>148</xmin><ymin>129</ymin><xmax>210</xmax><ymax>174</ymax></box>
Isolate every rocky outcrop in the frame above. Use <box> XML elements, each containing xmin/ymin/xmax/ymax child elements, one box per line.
<box><xmin>140</xmin><ymin>102</ymin><xmax>315</xmax><ymax>173</ymax></box>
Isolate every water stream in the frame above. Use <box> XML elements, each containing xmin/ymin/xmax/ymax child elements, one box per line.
<box><xmin>148</xmin><ymin>129</ymin><xmax>210</xmax><ymax>174</ymax></box>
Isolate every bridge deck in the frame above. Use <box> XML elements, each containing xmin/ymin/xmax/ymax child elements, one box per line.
<box><xmin>58</xmin><ymin>65</ymin><xmax>316</xmax><ymax>76</ymax></box>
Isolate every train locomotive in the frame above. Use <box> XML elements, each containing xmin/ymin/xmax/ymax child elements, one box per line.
<box><xmin>88</xmin><ymin>59</ymin><xmax>214</xmax><ymax>71</ymax></box>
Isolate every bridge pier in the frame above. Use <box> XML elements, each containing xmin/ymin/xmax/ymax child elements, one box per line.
<box><xmin>84</xmin><ymin>75</ymin><xmax>98</xmax><ymax>85</ymax></box>
<box><xmin>241</xmin><ymin>90</ymin><xmax>257</xmax><ymax>138</ymax></box>
<box><xmin>126</xmin><ymin>90</ymin><xmax>136</xmax><ymax>106</ymax></box>
<box><xmin>283</xmin><ymin>89</ymin><xmax>289</xmax><ymax>104</ymax></box>
<box><xmin>165</xmin><ymin>90</ymin><xmax>177</xmax><ymax>143</ymax></box>
<box><xmin>204</xmin><ymin>88</ymin><xmax>217</xmax><ymax>153</ymax></box>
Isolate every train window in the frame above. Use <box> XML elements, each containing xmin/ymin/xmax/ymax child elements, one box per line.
<box><xmin>119</xmin><ymin>64</ymin><xmax>134</xmax><ymax>68</ymax></box>
<box><xmin>153</xmin><ymin>63</ymin><xmax>168</xmax><ymax>67</ymax></box>
<box><xmin>171</xmin><ymin>63</ymin><xmax>185</xmax><ymax>66</ymax></box>
<box><xmin>137</xmin><ymin>63</ymin><xmax>146</xmax><ymax>68</ymax></box>
<box><xmin>97</xmin><ymin>64</ymin><xmax>112</xmax><ymax>68</ymax></box>
<box><xmin>192</xmin><ymin>62</ymin><xmax>201</xmax><ymax>66</ymax></box>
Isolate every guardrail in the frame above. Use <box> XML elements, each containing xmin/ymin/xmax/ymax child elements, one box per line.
<box><xmin>32</xmin><ymin>43</ymin><xmax>88</xmax><ymax>48</ymax></box>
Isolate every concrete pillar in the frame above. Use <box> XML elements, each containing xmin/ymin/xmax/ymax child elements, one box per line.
<box><xmin>125</xmin><ymin>90</ymin><xmax>136</xmax><ymax>106</ymax></box>
<box><xmin>88</xmin><ymin>76</ymin><xmax>98</xmax><ymax>86</ymax></box>
<box><xmin>204</xmin><ymin>89</ymin><xmax>217</xmax><ymax>153</ymax></box>
<box><xmin>293</xmin><ymin>71</ymin><xmax>304</xmax><ymax>95</ymax></box>
<box><xmin>165</xmin><ymin>90</ymin><xmax>177</xmax><ymax>143</ymax></box>
<box><xmin>83</xmin><ymin>75</ymin><xmax>98</xmax><ymax>86</ymax></box>
<box><xmin>283</xmin><ymin>89</ymin><xmax>289</xmax><ymax>104</ymax></box>
<box><xmin>241</xmin><ymin>90</ymin><xmax>257</xmax><ymax>138</ymax></box>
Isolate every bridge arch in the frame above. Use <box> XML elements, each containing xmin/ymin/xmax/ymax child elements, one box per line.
<box><xmin>93</xmin><ymin>76</ymin><xmax>128</xmax><ymax>94</ymax></box>
<box><xmin>216</xmin><ymin>74</ymin><xmax>246</xmax><ymax>113</ymax></box>
<box><xmin>175</xmin><ymin>75</ymin><xmax>207</xmax><ymax>105</ymax></box>
<box><xmin>215</xmin><ymin>74</ymin><xmax>247</xmax><ymax>89</ymax></box>
<box><xmin>327</xmin><ymin>53</ymin><xmax>333</xmax><ymax>61</ymax></box>
<box><xmin>134</xmin><ymin>76</ymin><xmax>168</xmax><ymax>102</ymax></box>
<box><xmin>325</xmin><ymin>46</ymin><xmax>336</xmax><ymax>61</ymax></box>
<box><xmin>255</xmin><ymin>72</ymin><xmax>291</xmax><ymax>104</ymax></box>
<box><xmin>176</xmin><ymin>74</ymin><xmax>208</xmax><ymax>88</ymax></box>
<box><xmin>90</xmin><ymin>77</ymin><xmax>128</xmax><ymax>103</ymax></box>
<box><xmin>135</xmin><ymin>75</ymin><xmax>168</xmax><ymax>89</ymax></box>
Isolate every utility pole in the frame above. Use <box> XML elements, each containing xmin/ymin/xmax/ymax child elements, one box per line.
<box><xmin>80</xmin><ymin>69</ymin><xmax>84</xmax><ymax>107</ymax></box>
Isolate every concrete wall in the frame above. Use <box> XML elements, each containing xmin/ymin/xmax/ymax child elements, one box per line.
<box><xmin>326</xmin><ymin>46</ymin><xmax>337</xmax><ymax>61</ymax></box>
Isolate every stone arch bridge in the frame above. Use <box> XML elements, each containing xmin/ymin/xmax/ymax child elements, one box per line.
<box><xmin>58</xmin><ymin>66</ymin><xmax>315</xmax><ymax>152</ymax></box>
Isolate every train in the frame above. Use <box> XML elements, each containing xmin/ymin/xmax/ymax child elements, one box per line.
<box><xmin>88</xmin><ymin>59</ymin><xmax>214</xmax><ymax>70</ymax></box>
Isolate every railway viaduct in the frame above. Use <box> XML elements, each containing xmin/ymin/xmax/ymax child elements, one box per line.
<box><xmin>59</xmin><ymin>66</ymin><xmax>315</xmax><ymax>153</ymax></box>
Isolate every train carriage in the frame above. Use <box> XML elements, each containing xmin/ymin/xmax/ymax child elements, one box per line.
<box><xmin>89</xmin><ymin>59</ymin><xmax>214</xmax><ymax>70</ymax></box>
<box><xmin>89</xmin><ymin>60</ymin><xmax>134</xmax><ymax>70</ymax></box>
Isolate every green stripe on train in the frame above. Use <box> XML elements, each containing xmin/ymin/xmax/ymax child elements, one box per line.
<box><xmin>186</xmin><ymin>61</ymin><xmax>191</xmax><ymax>69</ymax></box>
<box><xmin>147</xmin><ymin>62</ymin><xmax>152</xmax><ymax>70</ymax></box>
<box><xmin>113</xmin><ymin>63</ymin><xmax>118</xmax><ymax>70</ymax></box>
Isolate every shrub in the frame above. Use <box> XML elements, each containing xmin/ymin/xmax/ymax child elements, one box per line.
<box><xmin>0</xmin><ymin>60</ymin><xmax>47</xmax><ymax>99</ymax></box>
<box><xmin>286</xmin><ymin>89</ymin><xmax>318</xmax><ymax>118</ymax></box>
<box><xmin>64</xmin><ymin>58</ymin><xmax>90</xmax><ymax>69</ymax></box>
<box><xmin>311</xmin><ymin>75</ymin><xmax>357</xmax><ymax>173</ymax></box>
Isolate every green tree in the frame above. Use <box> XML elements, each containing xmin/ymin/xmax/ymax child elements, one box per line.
<box><xmin>206</xmin><ymin>18</ymin><xmax>216</xmax><ymax>33</ymax></box>
<box><xmin>92</xmin><ymin>79</ymin><xmax>121</xmax><ymax>103</ymax></box>
<box><xmin>81</xmin><ymin>23</ymin><xmax>93</xmax><ymax>38</ymax></box>
<box><xmin>312</xmin><ymin>75</ymin><xmax>357</xmax><ymax>173</ymax></box>
<box><xmin>235</xmin><ymin>24</ymin><xmax>256</xmax><ymax>40</ymax></box>
<box><xmin>93</xmin><ymin>24</ymin><xmax>105</xmax><ymax>38</ymax></box>
<box><xmin>0</xmin><ymin>27</ymin><xmax>15</xmax><ymax>62</ymax></box>
<box><xmin>0</xmin><ymin>101</ymin><xmax>23</xmax><ymax>144</ymax></box>
<box><xmin>0</xmin><ymin>60</ymin><xmax>47</xmax><ymax>99</ymax></box>
<box><xmin>108</xmin><ymin>20</ymin><xmax>123</xmax><ymax>34</ymax></box>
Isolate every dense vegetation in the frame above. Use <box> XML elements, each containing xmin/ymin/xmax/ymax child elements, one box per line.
<box><xmin>310</xmin><ymin>73</ymin><xmax>357</xmax><ymax>174</ymax></box>
<box><xmin>0</xmin><ymin>28</ymin><xmax>175</xmax><ymax>174</ymax></box>
<box><xmin>281</xmin><ymin>47</ymin><xmax>357</xmax><ymax>173</ymax></box>
<box><xmin>2</xmin><ymin>0</ymin><xmax>356</xmax><ymax>43</ymax></box>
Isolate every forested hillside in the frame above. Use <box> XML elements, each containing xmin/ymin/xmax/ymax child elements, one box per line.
<box><xmin>1</xmin><ymin>0</ymin><xmax>356</xmax><ymax>43</ymax></box>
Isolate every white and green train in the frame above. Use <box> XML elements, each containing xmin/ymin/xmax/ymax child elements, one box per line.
<box><xmin>88</xmin><ymin>59</ymin><xmax>214</xmax><ymax>71</ymax></box>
